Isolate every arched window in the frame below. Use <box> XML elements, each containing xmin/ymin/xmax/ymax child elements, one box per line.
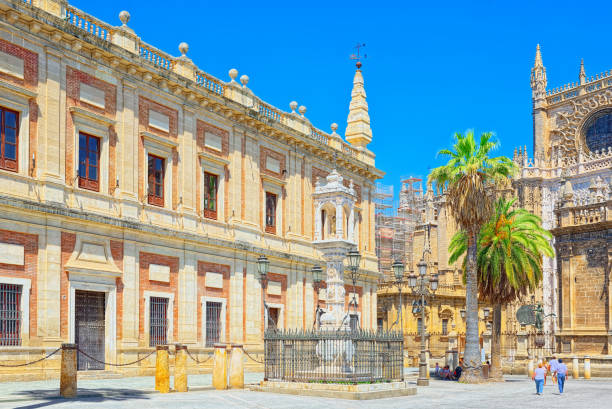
<box><xmin>584</xmin><ymin>109</ymin><xmax>612</xmax><ymax>153</ymax></box>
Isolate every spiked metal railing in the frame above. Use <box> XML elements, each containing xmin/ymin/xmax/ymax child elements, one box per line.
<box><xmin>264</xmin><ymin>329</ymin><xmax>403</xmax><ymax>383</ymax></box>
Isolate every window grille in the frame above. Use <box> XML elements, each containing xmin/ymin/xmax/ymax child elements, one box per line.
<box><xmin>267</xmin><ymin>307</ymin><xmax>279</xmax><ymax>329</ymax></box>
<box><xmin>205</xmin><ymin>301</ymin><xmax>222</xmax><ymax>347</ymax></box>
<box><xmin>204</xmin><ymin>172</ymin><xmax>218</xmax><ymax>219</ymax></box>
<box><xmin>349</xmin><ymin>314</ymin><xmax>359</xmax><ymax>332</ymax></box>
<box><xmin>149</xmin><ymin>296</ymin><xmax>168</xmax><ymax>346</ymax></box>
<box><xmin>78</xmin><ymin>132</ymin><xmax>100</xmax><ymax>191</ymax></box>
<box><xmin>585</xmin><ymin>110</ymin><xmax>612</xmax><ymax>153</ymax></box>
<box><xmin>442</xmin><ymin>319</ymin><xmax>448</xmax><ymax>335</ymax></box>
<box><xmin>148</xmin><ymin>155</ymin><xmax>165</xmax><ymax>206</ymax></box>
<box><xmin>0</xmin><ymin>284</ymin><xmax>22</xmax><ymax>346</ymax></box>
<box><xmin>0</xmin><ymin>106</ymin><xmax>19</xmax><ymax>172</ymax></box>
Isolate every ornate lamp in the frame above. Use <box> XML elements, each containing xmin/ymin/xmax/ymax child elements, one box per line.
<box><xmin>312</xmin><ymin>265</ymin><xmax>323</xmax><ymax>284</ymax></box>
<box><xmin>257</xmin><ymin>255</ymin><xmax>269</xmax><ymax>286</ymax></box>
<box><xmin>347</xmin><ymin>248</ymin><xmax>361</xmax><ymax>272</ymax></box>
<box><xmin>392</xmin><ymin>260</ymin><xmax>404</xmax><ymax>283</ymax></box>
<box><xmin>417</xmin><ymin>258</ymin><xmax>427</xmax><ymax>277</ymax></box>
<box><xmin>483</xmin><ymin>308</ymin><xmax>490</xmax><ymax>320</ymax></box>
<box><xmin>460</xmin><ymin>308</ymin><xmax>466</xmax><ymax>319</ymax></box>
<box><xmin>430</xmin><ymin>273</ymin><xmax>439</xmax><ymax>292</ymax></box>
<box><xmin>407</xmin><ymin>272</ymin><xmax>417</xmax><ymax>289</ymax></box>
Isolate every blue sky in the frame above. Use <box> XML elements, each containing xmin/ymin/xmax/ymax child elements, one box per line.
<box><xmin>73</xmin><ymin>0</ymin><xmax>612</xmax><ymax>197</ymax></box>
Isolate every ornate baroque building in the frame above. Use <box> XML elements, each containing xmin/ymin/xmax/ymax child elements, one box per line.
<box><xmin>514</xmin><ymin>45</ymin><xmax>611</xmax><ymax>355</ymax></box>
<box><xmin>0</xmin><ymin>0</ymin><xmax>383</xmax><ymax>378</ymax></box>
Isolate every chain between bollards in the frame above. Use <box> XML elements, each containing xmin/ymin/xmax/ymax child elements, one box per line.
<box><xmin>76</xmin><ymin>348</ymin><xmax>156</xmax><ymax>367</ymax></box>
<box><xmin>0</xmin><ymin>347</ymin><xmax>61</xmax><ymax>367</ymax></box>
<box><xmin>242</xmin><ymin>349</ymin><xmax>264</xmax><ymax>364</ymax></box>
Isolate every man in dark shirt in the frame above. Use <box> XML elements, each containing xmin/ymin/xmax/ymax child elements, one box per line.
<box><xmin>453</xmin><ymin>364</ymin><xmax>463</xmax><ymax>380</ymax></box>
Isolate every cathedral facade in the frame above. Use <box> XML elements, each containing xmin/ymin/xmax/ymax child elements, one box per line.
<box><xmin>514</xmin><ymin>45</ymin><xmax>612</xmax><ymax>355</ymax></box>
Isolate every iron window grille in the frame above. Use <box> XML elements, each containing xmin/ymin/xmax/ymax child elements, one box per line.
<box><xmin>147</xmin><ymin>154</ymin><xmax>165</xmax><ymax>207</ymax></box>
<box><xmin>205</xmin><ymin>301</ymin><xmax>222</xmax><ymax>347</ymax></box>
<box><xmin>149</xmin><ymin>296</ymin><xmax>168</xmax><ymax>346</ymax></box>
<box><xmin>349</xmin><ymin>314</ymin><xmax>359</xmax><ymax>332</ymax></box>
<box><xmin>267</xmin><ymin>307</ymin><xmax>279</xmax><ymax>330</ymax></box>
<box><xmin>265</xmin><ymin>192</ymin><xmax>277</xmax><ymax>234</ymax></box>
<box><xmin>78</xmin><ymin>132</ymin><xmax>100</xmax><ymax>191</ymax></box>
<box><xmin>0</xmin><ymin>106</ymin><xmax>19</xmax><ymax>172</ymax></box>
<box><xmin>0</xmin><ymin>283</ymin><xmax>22</xmax><ymax>346</ymax></box>
<box><xmin>203</xmin><ymin>172</ymin><xmax>218</xmax><ymax>220</ymax></box>
<box><xmin>442</xmin><ymin>319</ymin><xmax>448</xmax><ymax>336</ymax></box>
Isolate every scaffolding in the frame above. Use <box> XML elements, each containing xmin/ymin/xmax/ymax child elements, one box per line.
<box><xmin>374</xmin><ymin>184</ymin><xmax>394</xmax><ymax>280</ymax></box>
<box><xmin>398</xmin><ymin>177</ymin><xmax>423</xmax><ymax>273</ymax></box>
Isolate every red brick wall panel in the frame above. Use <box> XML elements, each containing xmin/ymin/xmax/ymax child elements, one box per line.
<box><xmin>0</xmin><ymin>39</ymin><xmax>38</xmax><ymax>89</ymax></box>
<box><xmin>0</xmin><ymin>229</ymin><xmax>38</xmax><ymax>340</ymax></box>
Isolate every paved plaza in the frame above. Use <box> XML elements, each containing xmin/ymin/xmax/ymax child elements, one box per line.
<box><xmin>0</xmin><ymin>374</ymin><xmax>610</xmax><ymax>409</ymax></box>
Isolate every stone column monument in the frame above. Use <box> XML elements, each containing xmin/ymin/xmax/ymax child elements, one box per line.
<box><xmin>312</xmin><ymin>169</ymin><xmax>357</xmax><ymax>330</ymax></box>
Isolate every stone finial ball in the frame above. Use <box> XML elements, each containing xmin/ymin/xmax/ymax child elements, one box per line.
<box><xmin>331</xmin><ymin>123</ymin><xmax>338</xmax><ymax>132</ymax></box>
<box><xmin>119</xmin><ymin>10</ymin><xmax>130</xmax><ymax>25</ymax></box>
<box><xmin>298</xmin><ymin>105</ymin><xmax>307</xmax><ymax>115</ymax></box>
<box><xmin>289</xmin><ymin>101</ymin><xmax>298</xmax><ymax>112</ymax></box>
<box><xmin>178</xmin><ymin>42</ymin><xmax>189</xmax><ymax>56</ymax></box>
<box><xmin>228</xmin><ymin>68</ymin><xmax>238</xmax><ymax>81</ymax></box>
<box><xmin>240</xmin><ymin>75</ymin><xmax>249</xmax><ymax>86</ymax></box>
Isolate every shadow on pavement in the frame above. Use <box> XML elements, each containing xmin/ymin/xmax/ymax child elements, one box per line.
<box><xmin>11</xmin><ymin>388</ymin><xmax>151</xmax><ymax>409</ymax></box>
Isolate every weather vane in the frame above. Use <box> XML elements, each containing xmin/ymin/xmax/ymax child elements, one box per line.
<box><xmin>350</xmin><ymin>43</ymin><xmax>367</xmax><ymax>69</ymax></box>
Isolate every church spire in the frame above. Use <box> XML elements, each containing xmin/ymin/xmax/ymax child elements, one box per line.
<box><xmin>579</xmin><ymin>58</ymin><xmax>586</xmax><ymax>85</ymax></box>
<box><xmin>530</xmin><ymin>44</ymin><xmax>547</xmax><ymax>100</ymax></box>
<box><xmin>345</xmin><ymin>62</ymin><xmax>372</xmax><ymax>149</ymax></box>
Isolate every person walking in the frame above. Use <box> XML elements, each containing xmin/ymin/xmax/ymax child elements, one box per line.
<box><xmin>556</xmin><ymin>359</ymin><xmax>568</xmax><ymax>394</ymax></box>
<box><xmin>549</xmin><ymin>356</ymin><xmax>559</xmax><ymax>385</ymax></box>
<box><xmin>532</xmin><ymin>362</ymin><xmax>546</xmax><ymax>395</ymax></box>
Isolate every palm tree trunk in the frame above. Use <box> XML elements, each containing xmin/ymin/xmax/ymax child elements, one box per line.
<box><xmin>461</xmin><ymin>229</ymin><xmax>483</xmax><ymax>383</ymax></box>
<box><xmin>489</xmin><ymin>303</ymin><xmax>503</xmax><ymax>381</ymax></box>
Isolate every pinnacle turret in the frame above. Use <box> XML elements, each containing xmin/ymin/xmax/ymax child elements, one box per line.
<box><xmin>579</xmin><ymin>59</ymin><xmax>586</xmax><ymax>85</ymax></box>
<box><xmin>345</xmin><ymin>66</ymin><xmax>372</xmax><ymax>149</ymax></box>
<box><xmin>531</xmin><ymin>44</ymin><xmax>547</xmax><ymax>100</ymax></box>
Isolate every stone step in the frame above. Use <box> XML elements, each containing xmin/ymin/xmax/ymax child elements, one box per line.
<box><xmin>77</xmin><ymin>370</ymin><xmax>123</xmax><ymax>380</ymax></box>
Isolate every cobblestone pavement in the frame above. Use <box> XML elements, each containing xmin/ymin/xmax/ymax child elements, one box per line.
<box><xmin>1</xmin><ymin>375</ymin><xmax>611</xmax><ymax>409</ymax></box>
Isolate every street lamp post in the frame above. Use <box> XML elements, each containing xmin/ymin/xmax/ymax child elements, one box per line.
<box><xmin>257</xmin><ymin>255</ymin><xmax>272</xmax><ymax>329</ymax></box>
<box><xmin>312</xmin><ymin>265</ymin><xmax>324</xmax><ymax>328</ymax></box>
<box><xmin>407</xmin><ymin>256</ymin><xmax>438</xmax><ymax>387</ymax></box>
<box><xmin>390</xmin><ymin>260</ymin><xmax>405</xmax><ymax>332</ymax></box>
<box><xmin>346</xmin><ymin>248</ymin><xmax>361</xmax><ymax>330</ymax></box>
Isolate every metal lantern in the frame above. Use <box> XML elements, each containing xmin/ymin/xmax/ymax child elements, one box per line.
<box><xmin>429</xmin><ymin>273</ymin><xmax>438</xmax><ymax>292</ymax></box>
<box><xmin>312</xmin><ymin>265</ymin><xmax>323</xmax><ymax>284</ymax></box>
<box><xmin>417</xmin><ymin>258</ymin><xmax>427</xmax><ymax>277</ymax></box>
<box><xmin>347</xmin><ymin>248</ymin><xmax>361</xmax><ymax>271</ymax></box>
<box><xmin>257</xmin><ymin>254</ymin><xmax>269</xmax><ymax>282</ymax></box>
<box><xmin>407</xmin><ymin>272</ymin><xmax>417</xmax><ymax>289</ymax></box>
<box><xmin>460</xmin><ymin>308</ymin><xmax>466</xmax><ymax>319</ymax></box>
<box><xmin>391</xmin><ymin>260</ymin><xmax>404</xmax><ymax>282</ymax></box>
<box><xmin>534</xmin><ymin>333</ymin><xmax>546</xmax><ymax>348</ymax></box>
<box><xmin>483</xmin><ymin>308</ymin><xmax>490</xmax><ymax>319</ymax></box>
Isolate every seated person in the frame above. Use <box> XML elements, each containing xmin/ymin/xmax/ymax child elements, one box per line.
<box><xmin>453</xmin><ymin>364</ymin><xmax>463</xmax><ymax>380</ymax></box>
<box><xmin>440</xmin><ymin>365</ymin><xmax>452</xmax><ymax>380</ymax></box>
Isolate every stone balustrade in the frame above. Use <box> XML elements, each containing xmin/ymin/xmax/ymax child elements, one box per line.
<box><xmin>16</xmin><ymin>0</ymin><xmax>373</xmax><ymax>167</ymax></box>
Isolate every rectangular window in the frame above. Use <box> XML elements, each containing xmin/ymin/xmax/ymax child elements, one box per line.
<box><xmin>78</xmin><ymin>132</ymin><xmax>100</xmax><ymax>191</ymax></box>
<box><xmin>205</xmin><ymin>301</ymin><xmax>222</xmax><ymax>347</ymax></box>
<box><xmin>267</xmin><ymin>307</ymin><xmax>279</xmax><ymax>329</ymax></box>
<box><xmin>204</xmin><ymin>172</ymin><xmax>218</xmax><ymax>220</ymax></box>
<box><xmin>442</xmin><ymin>319</ymin><xmax>448</xmax><ymax>336</ymax></box>
<box><xmin>0</xmin><ymin>283</ymin><xmax>22</xmax><ymax>346</ymax></box>
<box><xmin>265</xmin><ymin>192</ymin><xmax>277</xmax><ymax>234</ymax></box>
<box><xmin>349</xmin><ymin>314</ymin><xmax>359</xmax><ymax>332</ymax></box>
<box><xmin>0</xmin><ymin>107</ymin><xmax>19</xmax><ymax>172</ymax></box>
<box><xmin>149</xmin><ymin>296</ymin><xmax>168</xmax><ymax>346</ymax></box>
<box><xmin>148</xmin><ymin>154</ymin><xmax>165</xmax><ymax>207</ymax></box>
<box><xmin>377</xmin><ymin>318</ymin><xmax>383</xmax><ymax>332</ymax></box>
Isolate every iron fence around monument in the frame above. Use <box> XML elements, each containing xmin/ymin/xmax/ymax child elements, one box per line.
<box><xmin>264</xmin><ymin>329</ymin><xmax>404</xmax><ymax>383</ymax></box>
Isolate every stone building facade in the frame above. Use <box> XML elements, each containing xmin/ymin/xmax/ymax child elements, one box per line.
<box><xmin>0</xmin><ymin>0</ymin><xmax>383</xmax><ymax>378</ymax></box>
<box><xmin>514</xmin><ymin>45</ymin><xmax>611</xmax><ymax>355</ymax></box>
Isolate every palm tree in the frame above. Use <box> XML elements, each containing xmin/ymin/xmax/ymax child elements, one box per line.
<box><xmin>449</xmin><ymin>198</ymin><xmax>554</xmax><ymax>380</ymax></box>
<box><xmin>429</xmin><ymin>130</ymin><xmax>515</xmax><ymax>382</ymax></box>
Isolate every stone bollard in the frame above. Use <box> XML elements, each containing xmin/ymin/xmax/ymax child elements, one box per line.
<box><xmin>527</xmin><ymin>356</ymin><xmax>534</xmax><ymax>378</ymax></box>
<box><xmin>229</xmin><ymin>344</ymin><xmax>244</xmax><ymax>389</ymax></box>
<box><xmin>155</xmin><ymin>345</ymin><xmax>170</xmax><ymax>393</ymax></box>
<box><xmin>572</xmin><ymin>357</ymin><xmax>579</xmax><ymax>379</ymax></box>
<box><xmin>60</xmin><ymin>343</ymin><xmax>77</xmax><ymax>398</ymax></box>
<box><xmin>212</xmin><ymin>344</ymin><xmax>228</xmax><ymax>390</ymax></box>
<box><xmin>175</xmin><ymin>344</ymin><xmax>188</xmax><ymax>392</ymax></box>
<box><xmin>584</xmin><ymin>356</ymin><xmax>591</xmax><ymax>379</ymax></box>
